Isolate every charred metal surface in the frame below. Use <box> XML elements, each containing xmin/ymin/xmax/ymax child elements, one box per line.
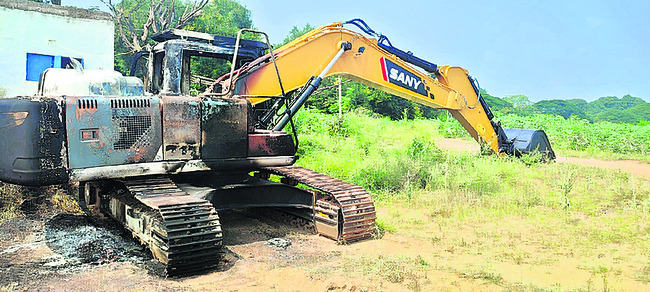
<box><xmin>262</xmin><ymin>166</ymin><xmax>376</xmax><ymax>242</ymax></box>
<box><xmin>65</xmin><ymin>96</ymin><xmax>162</xmax><ymax>169</ymax></box>
<box><xmin>121</xmin><ymin>177</ymin><xmax>222</xmax><ymax>275</ymax></box>
<box><xmin>150</xmin><ymin>39</ymin><xmax>266</xmax><ymax>95</ymax></box>
<box><xmin>85</xmin><ymin>177</ymin><xmax>222</xmax><ymax>275</ymax></box>
<box><xmin>174</xmin><ymin>172</ymin><xmax>315</xmax><ymax>211</ymax></box>
<box><xmin>0</xmin><ymin>97</ymin><xmax>67</xmax><ymax>186</ymax></box>
<box><xmin>201</xmin><ymin>98</ymin><xmax>248</xmax><ymax>159</ymax></box>
<box><xmin>69</xmin><ymin>156</ymin><xmax>297</xmax><ymax>182</ymax></box>
<box><xmin>160</xmin><ymin>43</ymin><xmax>183</xmax><ymax>95</ymax></box>
<box><xmin>151</xmin><ymin>29</ymin><xmax>268</xmax><ymax>58</ymax></box>
<box><xmin>248</xmin><ymin>130</ymin><xmax>296</xmax><ymax>157</ymax></box>
<box><xmin>161</xmin><ymin>96</ymin><xmax>201</xmax><ymax>160</ymax></box>
<box><xmin>247</xmin><ymin>101</ymin><xmax>255</xmax><ymax>133</ymax></box>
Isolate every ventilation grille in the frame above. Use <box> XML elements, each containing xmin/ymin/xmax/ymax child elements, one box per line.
<box><xmin>78</xmin><ymin>99</ymin><xmax>98</xmax><ymax>109</ymax></box>
<box><xmin>111</xmin><ymin>98</ymin><xmax>151</xmax><ymax>109</ymax></box>
<box><xmin>113</xmin><ymin>115</ymin><xmax>152</xmax><ymax>150</ymax></box>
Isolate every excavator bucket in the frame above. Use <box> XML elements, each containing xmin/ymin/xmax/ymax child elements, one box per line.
<box><xmin>501</xmin><ymin>128</ymin><xmax>555</xmax><ymax>160</ymax></box>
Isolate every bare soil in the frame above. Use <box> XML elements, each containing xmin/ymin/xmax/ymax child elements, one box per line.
<box><xmin>0</xmin><ymin>207</ymin><xmax>505</xmax><ymax>291</ymax></box>
<box><xmin>2</xmin><ymin>204</ymin><xmax>648</xmax><ymax>291</ymax></box>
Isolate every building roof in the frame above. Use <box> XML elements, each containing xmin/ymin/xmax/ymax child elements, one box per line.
<box><xmin>0</xmin><ymin>0</ymin><xmax>112</xmax><ymax>21</ymax></box>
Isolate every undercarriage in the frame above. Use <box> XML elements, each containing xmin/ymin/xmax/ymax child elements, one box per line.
<box><xmin>79</xmin><ymin>166</ymin><xmax>376</xmax><ymax>275</ymax></box>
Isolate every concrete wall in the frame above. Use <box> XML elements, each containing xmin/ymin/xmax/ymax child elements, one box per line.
<box><xmin>0</xmin><ymin>2</ymin><xmax>114</xmax><ymax>97</ymax></box>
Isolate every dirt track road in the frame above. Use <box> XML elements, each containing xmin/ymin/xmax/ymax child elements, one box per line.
<box><xmin>436</xmin><ymin>138</ymin><xmax>650</xmax><ymax>178</ymax></box>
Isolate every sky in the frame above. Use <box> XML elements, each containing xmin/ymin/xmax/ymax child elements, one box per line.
<box><xmin>64</xmin><ymin>0</ymin><xmax>650</xmax><ymax>102</ymax></box>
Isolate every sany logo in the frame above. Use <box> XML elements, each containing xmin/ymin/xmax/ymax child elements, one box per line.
<box><xmin>380</xmin><ymin>57</ymin><xmax>427</xmax><ymax>96</ymax></box>
<box><xmin>389</xmin><ymin>68</ymin><xmax>421</xmax><ymax>90</ymax></box>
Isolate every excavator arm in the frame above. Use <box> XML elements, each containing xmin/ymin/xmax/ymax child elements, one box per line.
<box><xmin>216</xmin><ymin>20</ymin><xmax>554</xmax><ymax>158</ymax></box>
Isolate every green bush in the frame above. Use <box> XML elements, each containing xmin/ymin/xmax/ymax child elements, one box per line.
<box><xmin>438</xmin><ymin>112</ymin><xmax>650</xmax><ymax>155</ymax></box>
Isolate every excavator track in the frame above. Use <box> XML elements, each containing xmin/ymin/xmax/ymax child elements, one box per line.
<box><xmin>109</xmin><ymin>177</ymin><xmax>223</xmax><ymax>276</ymax></box>
<box><xmin>262</xmin><ymin>166</ymin><xmax>376</xmax><ymax>242</ymax></box>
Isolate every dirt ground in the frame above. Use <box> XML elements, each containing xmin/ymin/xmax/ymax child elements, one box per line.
<box><xmin>0</xmin><ymin>207</ymin><xmax>484</xmax><ymax>291</ymax></box>
<box><xmin>2</xmin><ymin>206</ymin><xmax>649</xmax><ymax>291</ymax></box>
<box><xmin>1</xmin><ymin>140</ymin><xmax>648</xmax><ymax>291</ymax></box>
<box><xmin>0</xmin><ymin>206</ymin><xmax>513</xmax><ymax>291</ymax></box>
<box><xmin>436</xmin><ymin>138</ymin><xmax>650</xmax><ymax>178</ymax></box>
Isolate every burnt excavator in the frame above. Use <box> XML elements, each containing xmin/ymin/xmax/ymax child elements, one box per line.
<box><xmin>0</xmin><ymin>19</ymin><xmax>553</xmax><ymax>275</ymax></box>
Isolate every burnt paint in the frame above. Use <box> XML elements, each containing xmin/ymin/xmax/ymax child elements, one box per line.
<box><xmin>152</xmin><ymin>40</ymin><xmax>265</xmax><ymax>96</ymax></box>
<box><xmin>161</xmin><ymin>96</ymin><xmax>201</xmax><ymax>160</ymax></box>
<box><xmin>201</xmin><ymin>98</ymin><xmax>248</xmax><ymax>159</ymax></box>
<box><xmin>0</xmin><ymin>97</ymin><xmax>67</xmax><ymax>186</ymax></box>
<box><xmin>248</xmin><ymin>130</ymin><xmax>296</xmax><ymax>157</ymax></box>
<box><xmin>66</xmin><ymin>96</ymin><xmax>162</xmax><ymax>169</ymax></box>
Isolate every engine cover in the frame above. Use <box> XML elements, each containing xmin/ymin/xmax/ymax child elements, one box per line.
<box><xmin>0</xmin><ymin>97</ymin><xmax>67</xmax><ymax>186</ymax></box>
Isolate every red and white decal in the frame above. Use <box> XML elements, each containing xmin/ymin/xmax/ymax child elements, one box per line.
<box><xmin>379</xmin><ymin>57</ymin><xmax>427</xmax><ymax>96</ymax></box>
<box><xmin>380</xmin><ymin>57</ymin><xmax>388</xmax><ymax>82</ymax></box>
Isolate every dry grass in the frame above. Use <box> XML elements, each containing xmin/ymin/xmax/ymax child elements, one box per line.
<box><xmin>0</xmin><ymin>182</ymin><xmax>80</xmax><ymax>223</ymax></box>
<box><xmin>293</xmin><ymin>110</ymin><xmax>650</xmax><ymax>290</ymax></box>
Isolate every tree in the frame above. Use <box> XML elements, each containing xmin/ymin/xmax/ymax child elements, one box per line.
<box><xmin>103</xmin><ymin>0</ymin><xmax>256</xmax><ymax>81</ymax></box>
<box><xmin>101</xmin><ymin>0</ymin><xmax>209</xmax><ymax>74</ymax></box>
<box><xmin>480</xmin><ymin>89</ymin><xmax>513</xmax><ymax>112</ymax></box>
<box><xmin>503</xmin><ymin>94</ymin><xmax>531</xmax><ymax>107</ymax></box>
<box><xmin>186</xmin><ymin>0</ymin><xmax>253</xmax><ymax>36</ymax></box>
<box><xmin>276</xmin><ymin>24</ymin><xmax>315</xmax><ymax>47</ymax></box>
<box><xmin>185</xmin><ymin>0</ymin><xmax>255</xmax><ymax>85</ymax></box>
<box><xmin>101</xmin><ymin>0</ymin><xmax>208</xmax><ymax>53</ymax></box>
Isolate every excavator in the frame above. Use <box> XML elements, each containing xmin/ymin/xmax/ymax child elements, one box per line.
<box><xmin>0</xmin><ymin>19</ymin><xmax>553</xmax><ymax>275</ymax></box>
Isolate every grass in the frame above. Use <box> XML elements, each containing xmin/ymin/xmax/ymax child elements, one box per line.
<box><xmin>458</xmin><ymin>268</ymin><xmax>503</xmax><ymax>284</ymax></box>
<box><xmin>349</xmin><ymin>254</ymin><xmax>430</xmax><ymax>288</ymax></box>
<box><xmin>0</xmin><ymin>183</ymin><xmax>80</xmax><ymax>223</ymax></box>
<box><xmin>637</xmin><ymin>265</ymin><xmax>650</xmax><ymax>284</ymax></box>
<box><xmin>437</xmin><ymin>111</ymin><xmax>650</xmax><ymax>162</ymax></box>
<box><xmin>0</xmin><ymin>285</ymin><xmax>16</xmax><ymax>292</ymax></box>
<box><xmin>291</xmin><ymin>108</ymin><xmax>650</xmax><ymax>289</ymax></box>
<box><xmin>0</xmin><ymin>183</ymin><xmax>25</xmax><ymax>222</ymax></box>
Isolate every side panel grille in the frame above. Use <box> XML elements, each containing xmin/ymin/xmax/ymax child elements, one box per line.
<box><xmin>113</xmin><ymin>115</ymin><xmax>153</xmax><ymax>150</ymax></box>
<box><xmin>110</xmin><ymin>98</ymin><xmax>152</xmax><ymax>109</ymax></box>
<box><xmin>65</xmin><ymin>96</ymin><xmax>162</xmax><ymax>169</ymax></box>
<box><xmin>78</xmin><ymin>99</ymin><xmax>98</xmax><ymax>109</ymax></box>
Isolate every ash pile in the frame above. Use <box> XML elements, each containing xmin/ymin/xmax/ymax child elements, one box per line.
<box><xmin>43</xmin><ymin>214</ymin><xmax>150</xmax><ymax>269</ymax></box>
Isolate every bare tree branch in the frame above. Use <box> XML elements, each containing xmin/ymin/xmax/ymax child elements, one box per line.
<box><xmin>101</xmin><ymin>0</ymin><xmax>208</xmax><ymax>53</ymax></box>
<box><xmin>177</xmin><ymin>0</ymin><xmax>209</xmax><ymax>29</ymax></box>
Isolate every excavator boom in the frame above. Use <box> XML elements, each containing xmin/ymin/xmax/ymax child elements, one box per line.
<box><xmin>219</xmin><ymin>20</ymin><xmax>554</xmax><ymax>158</ymax></box>
<box><xmin>0</xmin><ymin>18</ymin><xmax>553</xmax><ymax>275</ymax></box>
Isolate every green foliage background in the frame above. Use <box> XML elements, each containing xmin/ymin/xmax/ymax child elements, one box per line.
<box><xmin>273</xmin><ymin>24</ymin><xmax>648</xmax><ymax>125</ymax></box>
<box><xmin>107</xmin><ymin>2</ymin><xmax>648</xmax><ymax>125</ymax></box>
<box><xmin>112</xmin><ymin>0</ymin><xmax>254</xmax><ymax>78</ymax></box>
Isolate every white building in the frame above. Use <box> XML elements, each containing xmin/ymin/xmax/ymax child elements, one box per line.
<box><xmin>0</xmin><ymin>0</ymin><xmax>114</xmax><ymax>97</ymax></box>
